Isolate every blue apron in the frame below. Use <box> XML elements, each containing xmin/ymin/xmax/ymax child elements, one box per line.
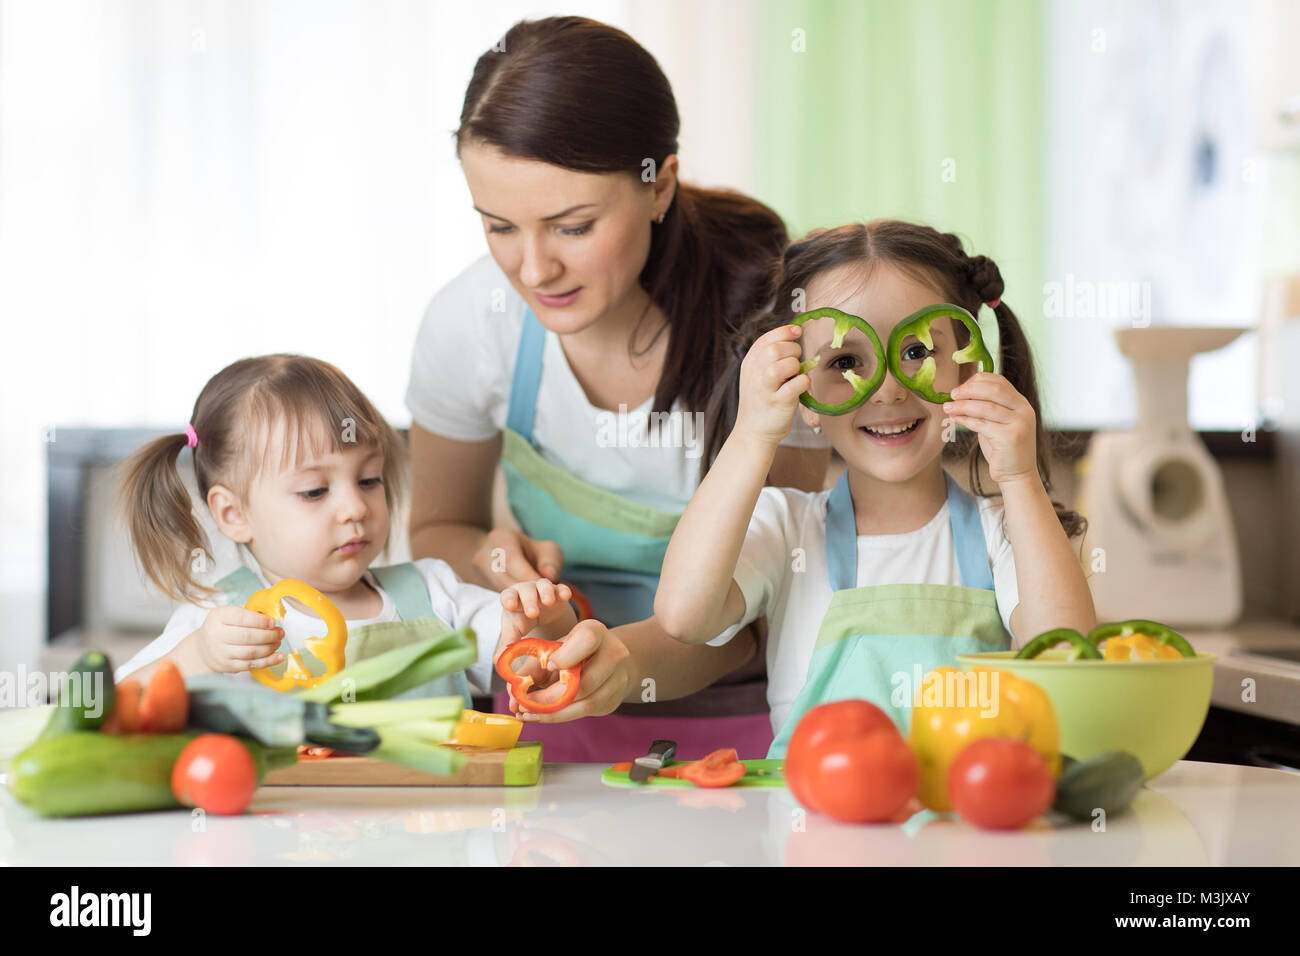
<box><xmin>216</xmin><ymin>562</ymin><xmax>473</xmax><ymax>705</ymax></box>
<box><xmin>495</xmin><ymin>308</ymin><xmax>773</xmax><ymax>760</ymax></box>
<box><xmin>767</xmin><ymin>470</ymin><xmax>1010</xmax><ymax>758</ymax></box>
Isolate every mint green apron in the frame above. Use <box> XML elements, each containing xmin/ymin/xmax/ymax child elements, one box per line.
<box><xmin>767</xmin><ymin>470</ymin><xmax>1010</xmax><ymax>759</ymax></box>
<box><xmin>496</xmin><ymin>309</ymin><xmax>774</xmax><ymax>761</ymax></box>
<box><xmin>216</xmin><ymin>563</ymin><xmax>473</xmax><ymax>705</ymax></box>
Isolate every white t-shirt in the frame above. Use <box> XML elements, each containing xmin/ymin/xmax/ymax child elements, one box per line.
<box><xmin>708</xmin><ymin>485</ymin><xmax>1021</xmax><ymax>736</ymax></box>
<box><xmin>404</xmin><ymin>254</ymin><xmax>827</xmax><ymax>514</ymax></box>
<box><xmin>114</xmin><ymin>554</ymin><xmax>502</xmax><ymax>694</ymax></box>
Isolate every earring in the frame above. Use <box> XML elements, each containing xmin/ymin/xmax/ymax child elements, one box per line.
<box><xmin>812</xmin><ymin>424</ymin><xmax>822</xmax><ymax>435</ymax></box>
<box><xmin>656</xmin><ymin>212</ymin><xmax>665</xmax><ymax>224</ymax></box>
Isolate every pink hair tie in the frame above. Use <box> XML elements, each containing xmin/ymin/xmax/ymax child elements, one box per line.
<box><xmin>184</xmin><ymin>424</ymin><xmax>198</xmax><ymax>448</ymax></box>
<box><xmin>986</xmin><ymin>298</ymin><xmax>1001</xmax><ymax>310</ymax></box>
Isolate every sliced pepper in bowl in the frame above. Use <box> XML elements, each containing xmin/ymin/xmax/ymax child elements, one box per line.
<box><xmin>1088</xmin><ymin>620</ymin><xmax>1195</xmax><ymax>659</ymax></box>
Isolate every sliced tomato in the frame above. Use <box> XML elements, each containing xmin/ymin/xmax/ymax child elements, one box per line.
<box><xmin>297</xmin><ymin>745</ymin><xmax>337</xmax><ymax>760</ymax></box>
<box><xmin>655</xmin><ymin>763</ymin><xmax>693</xmax><ymax>779</ymax></box>
<box><xmin>680</xmin><ymin>757</ymin><xmax>746</xmax><ymax>788</ymax></box>
<box><xmin>101</xmin><ymin>679</ymin><xmax>143</xmax><ymax>735</ymax></box>
<box><xmin>698</xmin><ymin>747</ymin><xmax>739</xmax><ymax>769</ymax></box>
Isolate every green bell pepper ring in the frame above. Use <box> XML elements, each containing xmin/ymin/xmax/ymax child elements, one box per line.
<box><xmin>1015</xmin><ymin>628</ymin><xmax>1103</xmax><ymax>660</ymax></box>
<box><xmin>789</xmin><ymin>307</ymin><xmax>887</xmax><ymax>416</ymax></box>
<box><xmin>1087</xmin><ymin>620</ymin><xmax>1196</xmax><ymax>658</ymax></box>
<box><xmin>886</xmin><ymin>303</ymin><xmax>995</xmax><ymax>404</ymax></box>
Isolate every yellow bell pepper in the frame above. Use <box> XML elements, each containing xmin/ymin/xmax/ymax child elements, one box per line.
<box><xmin>445</xmin><ymin>710</ymin><xmax>523</xmax><ymax>749</ymax></box>
<box><xmin>246</xmin><ymin>579</ymin><xmax>348</xmax><ymax>692</ymax></box>
<box><xmin>908</xmin><ymin>667</ymin><xmax>1061</xmax><ymax>812</ymax></box>
<box><xmin>1103</xmin><ymin>633</ymin><xmax>1183</xmax><ymax>661</ymax></box>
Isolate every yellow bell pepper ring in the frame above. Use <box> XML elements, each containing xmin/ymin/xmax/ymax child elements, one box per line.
<box><xmin>908</xmin><ymin>667</ymin><xmax>1060</xmax><ymax>812</ymax></box>
<box><xmin>246</xmin><ymin>579</ymin><xmax>348</xmax><ymax>692</ymax></box>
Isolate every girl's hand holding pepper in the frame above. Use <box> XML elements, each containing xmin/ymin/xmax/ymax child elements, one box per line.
<box><xmin>492</xmin><ymin>619</ymin><xmax>632</xmax><ymax>722</ymax></box>
<box><xmin>736</xmin><ymin>325</ymin><xmax>810</xmax><ymax>448</ymax></box>
<box><xmin>943</xmin><ymin>373</ymin><xmax>1039</xmax><ymax>488</ymax></box>
<box><xmin>499</xmin><ymin>579</ymin><xmax>577</xmax><ymax>645</ymax></box>
<box><xmin>191</xmin><ymin>606</ymin><xmax>286</xmax><ymax>674</ymax></box>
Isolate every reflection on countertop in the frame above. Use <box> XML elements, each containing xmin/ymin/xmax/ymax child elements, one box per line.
<box><xmin>2</xmin><ymin>760</ymin><xmax>1297</xmax><ymax>867</ymax></box>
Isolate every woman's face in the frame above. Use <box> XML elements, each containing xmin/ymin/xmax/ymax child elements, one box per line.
<box><xmin>459</xmin><ymin>141</ymin><xmax>676</xmax><ymax>334</ymax></box>
<box><xmin>798</xmin><ymin>261</ymin><xmax>969</xmax><ymax>486</ymax></box>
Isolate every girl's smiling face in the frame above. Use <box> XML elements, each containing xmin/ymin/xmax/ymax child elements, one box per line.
<box><xmin>798</xmin><ymin>261</ymin><xmax>970</xmax><ymax>485</ymax></box>
<box><xmin>459</xmin><ymin>141</ymin><xmax>675</xmax><ymax>335</ymax></box>
<box><xmin>208</xmin><ymin>419</ymin><xmax>390</xmax><ymax>595</ymax></box>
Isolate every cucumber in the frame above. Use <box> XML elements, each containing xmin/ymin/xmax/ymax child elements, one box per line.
<box><xmin>8</xmin><ymin>731</ymin><xmax>294</xmax><ymax>817</ymax></box>
<box><xmin>9</xmin><ymin>732</ymin><xmax>190</xmax><ymax>816</ymax></box>
<box><xmin>40</xmin><ymin>651</ymin><xmax>115</xmax><ymax>739</ymax></box>
<box><xmin>1053</xmin><ymin>750</ymin><xmax>1145</xmax><ymax>821</ymax></box>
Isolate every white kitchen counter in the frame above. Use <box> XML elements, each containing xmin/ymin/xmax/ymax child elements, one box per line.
<box><xmin>2</xmin><ymin>759</ymin><xmax>1297</xmax><ymax>866</ymax></box>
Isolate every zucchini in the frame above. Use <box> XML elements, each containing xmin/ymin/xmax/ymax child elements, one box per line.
<box><xmin>1053</xmin><ymin>750</ymin><xmax>1145</xmax><ymax>821</ymax></box>
<box><xmin>8</xmin><ymin>731</ymin><xmax>294</xmax><ymax>817</ymax></box>
<box><xmin>40</xmin><ymin>651</ymin><xmax>115</xmax><ymax>738</ymax></box>
<box><xmin>10</xmin><ymin>732</ymin><xmax>190</xmax><ymax>816</ymax></box>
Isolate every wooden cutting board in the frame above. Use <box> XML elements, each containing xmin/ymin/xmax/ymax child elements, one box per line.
<box><xmin>263</xmin><ymin>742</ymin><xmax>542</xmax><ymax>787</ymax></box>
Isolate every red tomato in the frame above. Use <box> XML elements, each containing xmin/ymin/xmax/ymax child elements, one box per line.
<box><xmin>803</xmin><ymin>732</ymin><xmax>918</xmax><ymax>823</ymax></box>
<box><xmin>171</xmin><ymin>734</ymin><xmax>259</xmax><ymax>816</ymax></box>
<box><xmin>947</xmin><ymin>738</ymin><xmax>1055</xmax><ymax>830</ymax></box>
<box><xmin>785</xmin><ymin>700</ymin><xmax>899</xmax><ymax>812</ymax></box>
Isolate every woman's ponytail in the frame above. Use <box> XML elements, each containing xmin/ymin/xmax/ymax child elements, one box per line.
<box><xmin>115</xmin><ymin>432</ymin><xmax>213</xmax><ymax>604</ymax></box>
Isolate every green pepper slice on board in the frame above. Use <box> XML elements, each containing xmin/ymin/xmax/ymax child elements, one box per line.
<box><xmin>886</xmin><ymin>303</ymin><xmax>995</xmax><ymax>404</ymax></box>
<box><xmin>1015</xmin><ymin>628</ymin><xmax>1103</xmax><ymax>660</ymax></box>
<box><xmin>1087</xmin><ymin>620</ymin><xmax>1196</xmax><ymax>659</ymax></box>
<box><xmin>789</xmin><ymin>307</ymin><xmax>887</xmax><ymax>416</ymax></box>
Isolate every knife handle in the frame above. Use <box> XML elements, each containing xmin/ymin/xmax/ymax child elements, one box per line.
<box><xmin>637</xmin><ymin>739</ymin><xmax>677</xmax><ymax>765</ymax></box>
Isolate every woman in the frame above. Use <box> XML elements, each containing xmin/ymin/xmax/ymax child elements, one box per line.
<box><xmin>405</xmin><ymin>16</ymin><xmax>828</xmax><ymax>761</ymax></box>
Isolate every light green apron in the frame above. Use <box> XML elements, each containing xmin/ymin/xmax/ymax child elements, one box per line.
<box><xmin>767</xmin><ymin>470</ymin><xmax>1010</xmax><ymax>759</ymax></box>
<box><xmin>216</xmin><ymin>563</ymin><xmax>473</xmax><ymax>705</ymax></box>
<box><xmin>496</xmin><ymin>308</ymin><xmax>774</xmax><ymax>761</ymax></box>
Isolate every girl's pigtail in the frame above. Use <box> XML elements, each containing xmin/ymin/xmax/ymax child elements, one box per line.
<box><xmin>979</xmin><ymin>297</ymin><xmax>1087</xmax><ymax>540</ymax></box>
<box><xmin>116</xmin><ymin>432</ymin><xmax>215</xmax><ymax>604</ymax></box>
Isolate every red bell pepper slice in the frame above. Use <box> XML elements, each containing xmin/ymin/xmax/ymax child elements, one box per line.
<box><xmin>495</xmin><ymin>638</ymin><xmax>583</xmax><ymax>715</ymax></box>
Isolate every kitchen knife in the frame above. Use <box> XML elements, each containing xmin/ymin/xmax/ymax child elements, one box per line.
<box><xmin>628</xmin><ymin>739</ymin><xmax>677</xmax><ymax>783</ymax></box>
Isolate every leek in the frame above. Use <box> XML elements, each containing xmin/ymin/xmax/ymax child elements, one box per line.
<box><xmin>298</xmin><ymin>628</ymin><xmax>477</xmax><ymax>704</ymax></box>
<box><xmin>371</xmin><ymin>729</ymin><xmax>467</xmax><ymax>777</ymax></box>
<box><xmin>327</xmin><ymin>696</ymin><xmax>463</xmax><ymax>727</ymax></box>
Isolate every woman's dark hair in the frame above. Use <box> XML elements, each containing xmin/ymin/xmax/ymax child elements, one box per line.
<box><xmin>455</xmin><ymin>16</ymin><xmax>787</xmax><ymax>448</ymax></box>
<box><xmin>713</xmin><ymin>220</ymin><xmax>1085</xmax><ymax>538</ymax></box>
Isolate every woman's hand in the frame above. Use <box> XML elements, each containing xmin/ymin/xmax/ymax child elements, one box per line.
<box><xmin>493</xmin><ymin>620</ymin><xmax>633</xmax><ymax>722</ymax></box>
<box><xmin>500</xmin><ymin>579</ymin><xmax>577</xmax><ymax>645</ymax></box>
<box><xmin>943</xmin><ymin>373</ymin><xmax>1039</xmax><ymax>487</ymax></box>
<box><xmin>472</xmin><ymin>528</ymin><xmax>564</xmax><ymax>590</ymax></box>
<box><xmin>735</xmin><ymin>325</ymin><xmax>809</xmax><ymax>448</ymax></box>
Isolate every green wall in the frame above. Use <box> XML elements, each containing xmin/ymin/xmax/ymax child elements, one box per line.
<box><xmin>755</xmin><ymin>0</ymin><xmax>1045</xmax><ymax>347</ymax></box>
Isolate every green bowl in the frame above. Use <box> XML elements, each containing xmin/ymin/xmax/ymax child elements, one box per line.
<box><xmin>954</xmin><ymin>650</ymin><xmax>1216</xmax><ymax>780</ymax></box>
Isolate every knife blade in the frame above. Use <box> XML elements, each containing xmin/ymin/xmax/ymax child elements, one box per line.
<box><xmin>628</xmin><ymin>739</ymin><xmax>677</xmax><ymax>783</ymax></box>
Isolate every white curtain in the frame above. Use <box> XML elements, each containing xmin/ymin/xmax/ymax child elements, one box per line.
<box><xmin>0</xmin><ymin>0</ymin><xmax>762</xmax><ymax>669</ymax></box>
